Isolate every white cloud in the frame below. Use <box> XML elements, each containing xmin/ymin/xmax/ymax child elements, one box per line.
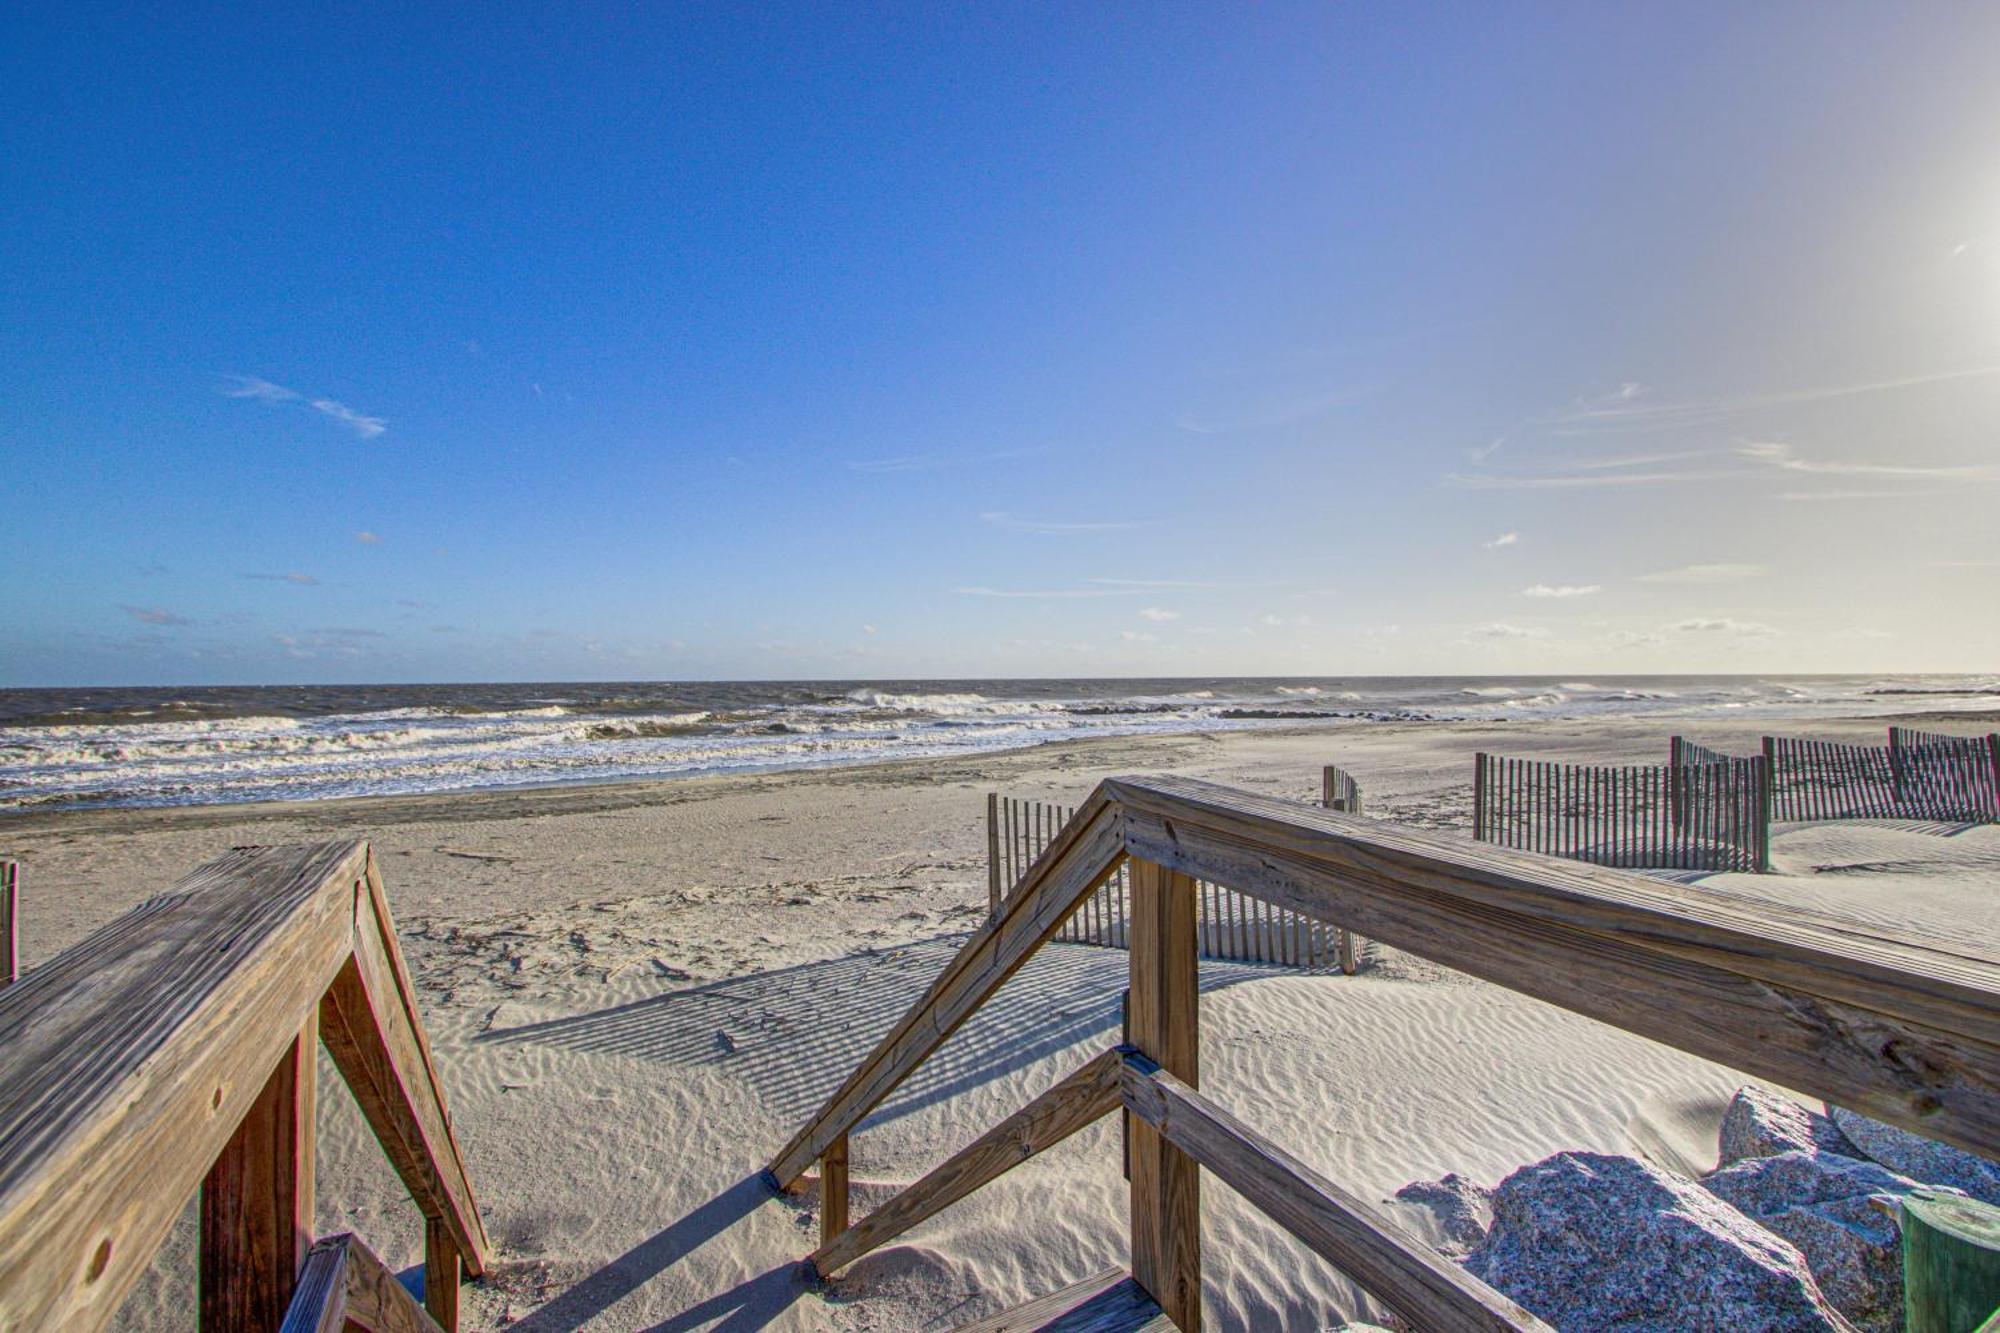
<box><xmin>310</xmin><ymin>398</ymin><xmax>388</xmax><ymax>438</ymax></box>
<box><xmin>1670</xmin><ymin>617</ymin><xmax>1778</xmax><ymax>637</ymax></box>
<box><xmin>1547</xmin><ymin>365</ymin><xmax>2000</xmax><ymax>432</ymax></box>
<box><xmin>862</xmin><ymin>623</ymin><xmax>878</xmax><ymax>634</ymax></box>
<box><xmin>1739</xmin><ymin>439</ymin><xmax>1998</xmax><ymax>481</ymax></box>
<box><xmin>1258</xmin><ymin>613</ymin><xmax>1311</xmax><ymax>629</ymax></box>
<box><xmin>1466</xmin><ymin>622</ymin><xmax>1547</xmax><ymax>640</ymax></box>
<box><xmin>1521</xmin><ymin>583</ymin><xmax>1600</xmax><ymax>599</ymax></box>
<box><xmin>1139</xmin><ymin>607</ymin><xmax>1181</xmax><ymax>622</ymax></box>
<box><xmin>980</xmin><ymin>511</ymin><xmax>1141</xmax><ymax>535</ymax></box>
<box><xmin>121</xmin><ymin>604</ymin><xmax>193</xmax><ymax>626</ymax></box>
<box><xmin>1484</xmin><ymin>532</ymin><xmax>1520</xmax><ymax>549</ymax></box>
<box><xmin>354</xmin><ymin>530</ymin><xmax>382</xmax><ymax>545</ymax></box>
<box><xmin>1637</xmin><ymin>563</ymin><xmax>1765</xmax><ymax>584</ymax></box>
<box><xmin>1119</xmin><ymin>629</ymin><xmax>1157</xmax><ymax>642</ymax></box>
<box><xmin>220</xmin><ymin>375</ymin><xmax>300</xmax><ymax>403</ymax></box>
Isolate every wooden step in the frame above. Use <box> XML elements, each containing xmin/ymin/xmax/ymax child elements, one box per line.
<box><xmin>952</xmin><ymin>1268</ymin><xmax>1173</xmax><ymax>1332</ymax></box>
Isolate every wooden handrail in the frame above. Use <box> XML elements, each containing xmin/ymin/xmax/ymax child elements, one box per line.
<box><xmin>282</xmin><ymin>1231</ymin><xmax>444</xmax><ymax>1333</ymax></box>
<box><xmin>1119</xmin><ymin>1050</ymin><xmax>1546</xmax><ymax>1331</ymax></box>
<box><xmin>0</xmin><ymin>841</ymin><xmax>486</xmax><ymax>1331</ymax></box>
<box><xmin>776</xmin><ymin>774</ymin><xmax>2000</xmax><ymax>1330</ymax></box>
<box><xmin>767</xmin><ymin>788</ymin><xmax>1127</xmax><ymax>1189</ymax></box>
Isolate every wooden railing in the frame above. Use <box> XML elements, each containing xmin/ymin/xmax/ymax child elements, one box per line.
<box><xmin>0</xmin><ymin>840</ymin><xmax>488</xmax><ymax>1332</ymax></box>
<box><xmin>771</xmin><ymin>775</ymin><xmax>2000</xmax><ymax>1330</ymax></box>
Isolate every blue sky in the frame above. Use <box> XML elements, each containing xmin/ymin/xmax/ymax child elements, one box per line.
<box><xmin>4</xmin><ymin>3</ymin><xmax>1998</xmax><ymax>685</ymax></box>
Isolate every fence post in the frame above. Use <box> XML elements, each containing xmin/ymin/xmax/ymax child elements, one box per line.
<box><xmin>985</xmin><ymin>794</ymin><xmax>1001</xmax><ymax>916</ymax></box>
<box><xmin>1472</xmin><ymin>752</ymin><xmax>1487</xmax><ymax>841</ymax></box>
<box><xmin>1322</xmin><ymin>769</ymin><xmax>1361</xmax><ymax>975</ymax></box>
<box><xmin>200</xmin><ymin>1017</ymin><xmax>318</xmax><ymax>1331</ymax></box>
<box><xmin>0</xmin><ymin>860</ymin><xmax>15</xmax><ymax>988</ymax></box>
<box><xmin>1890</xmin><ymin>727</ymin><xmax>1909</xmax><ymax>810</ymax></box>
<box><xmin>1989</xmin><ymin>735</ymin><xmax>2000</xmax><ymax>822</ymax></box>
<box><xmin>820</xmin><ymin>1134</ymin><xmax>850</xmax><ymax>1255</ymax></box>
<box><xmin>1127</xmin><ymin>858</ymin><xmax>1200</xmax><ymax>1332</ymax></box>
<box><xmin>1761</xmin><ymin>736</ymin><xmax>1779</xmax><ymax>824</ymax></box>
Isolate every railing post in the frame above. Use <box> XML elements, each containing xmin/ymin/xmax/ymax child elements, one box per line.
<box><xmin>986</xmin><ymin>793</ymin><xmax>1002</xmax><ymax>916</ymax></box>
<box><xmin>425</xmin><ymin>1218</ymin><xmax>461</xmax><ymax>1330</ymax></box>
<box><xmin>200</xmin><ymin>1016</ymin><xmax>317</xmax><ymax>1331</ymax></box>
<box><xmin>821</xmin><ymin>1134</ymin><xmax>850</xmax><ymax>1253</ymax></box>
<box><xmin>1127</xmin><ymin>858</ymin><xmax>1200</xmax><ymax>1332</ymax></box>
<box><xmin>0</xmin><ymin>860</ymin><xmax>15</xmax><ymax>988</ymax></box>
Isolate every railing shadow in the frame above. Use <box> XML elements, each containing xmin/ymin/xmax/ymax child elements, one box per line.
<box><xmin>477</xmin><ymin>935</ymin><xmax>1291</xmax><ymax>1132</ymax></box>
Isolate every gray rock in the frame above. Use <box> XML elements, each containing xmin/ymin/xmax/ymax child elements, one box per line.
<box><xmin>1718</xmin><ymin>1086</ymin><xmax>1857</xmax><ymax>1167</ymax></box>
<box><xmin>1463</xmin><ymin>1151</ymin><xmax>1846</xmax><ymax>1331</ymax></box>
<box><xmin>1828</xmin><ymin>1106</ymin><xmax>2000</xmax><ymax>1205</ymax></box>
<box><xmin>1704</xmin><ymin>1150</ymin><xmax>1920</xmax><ymax>1331</ymax></box>
<box><xmin>1391</xmin><ymin>1173</ymin><xmax>1493</xmax><ymax>1258</ymax></box>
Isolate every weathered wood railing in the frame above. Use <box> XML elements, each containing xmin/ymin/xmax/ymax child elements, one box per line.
<box><xmin>0</xmin><ymin>841</ymin><xmax>488</xmax><ymax>1332</ymax></box>
<box><xmin>773</xmin><ymin>775</ymin><xmax>2000</xmax><ymax>1330</ymax></box>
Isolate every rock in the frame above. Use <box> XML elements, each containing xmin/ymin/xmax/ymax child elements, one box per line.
<box><xmin>1704</xmin><ymin>1150</ymin><xmax>1921</xmax><ymax>1331</ymax></box>
<box><xmin>1828</xmin><ymin>1107</ymin><xmax>2000</xmax><ymax>1205</ymax></box>
<box><xmin>1390</xmin><ymin>1173</ymin><xmax>1493</xmax><ymax>1258</ymax></box>
<box><xmin>1463</xmin><ymin>1151</ymin><xmax>1846</xmax><ymax>1330</ymax></box>
<box><xmin>1718</xmin><ymin>1087</ymin><xmax>1857</xmax><ymax>1167</ymax></box>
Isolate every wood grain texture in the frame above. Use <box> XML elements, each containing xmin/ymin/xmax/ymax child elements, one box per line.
<box><xmin>950</xmin><ymin>1268</ymin><xmax>1171</xmax><ymax>1332</ymax></box>
<box><xmin>767</xmin><ymin>791</ymin><xmax>1126</xmax><ymax>1188</ymax></box>
<box><xmin>1107</xmin><ymin>774</ymin><xmax>2000</xmax><ymax>1156</ymax></box>
<box><xmin>818</xmin><ymin>1135</ymin><xmax>849</xmax><ymax>1256</ymax></box>
<box><xmin>1120</xmin><ymin>1051</ymin><xmax>1548</xmax><ymax>1332</ymax></box>
<box><xmin>811</xmin><ymin>1047</ymin><xmax>1123</xmax><ymax>1277</ymax></box>
<box><xmin>319</xmin><ymin>856</ymin><xmax>490</xmax><ymax>1275</ymax></box>
<box><xmin>200</xmin><ymin>1018</ymin><xmax>318</xmax><ymax>1331</ymax></box>
<box><xmin>423</xmin><ymin>1217</ymin><xmax>460</xmax><ymax>1331</ymax></box>
<box><xmin>1126</xmin><ymin>859</ymin><xmax>1199</xmax><ymax>1333</ymax></box>
<box><xmin>0</xmin><ymin>860</ymin><xmax>16</xmax><ymax>988</ymax></box>
<box><xmin>0</xmin><ymin>841</ymin><xmax>367</xmax><ymax>1333</ymax></box>
<box><xmin>280</xmin><ymin>1233</ymin><xmax>445</xmax><ymax>1333</ymax></box>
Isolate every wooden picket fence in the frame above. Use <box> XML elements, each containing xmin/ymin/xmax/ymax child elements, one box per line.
<box><xmin>1473</xmin><ymin>751</ymin><xmax>1770</xmax><ymax>873</ymax></box>
<box><xmin>1761</xmin><ymin>727</ymin><xmax>2000</xmax><ymax>825</ymax></box>
<box><xmin>987</xmin><ymin>769</ymin><xmax>1363</xmax><ymax>972</ymax></box>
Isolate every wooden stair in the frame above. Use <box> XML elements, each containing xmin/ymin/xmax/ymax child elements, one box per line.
<box><xmin>953</xmin><ymin>1268</ymin><xmax>1171</xmax><ymax>1332</ymax></box>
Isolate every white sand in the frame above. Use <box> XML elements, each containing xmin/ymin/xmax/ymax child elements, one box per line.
<box><xmin>5</xmin><ymin>714</ymin><xmax>1990</xmax><ymax>1330</ymax></box>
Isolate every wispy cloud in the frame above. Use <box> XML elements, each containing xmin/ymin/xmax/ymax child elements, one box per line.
<box><xmin>1670</xmin><ymin>617</ymin><xmax>1778</xmax><ymax>637</ymax></box>
<box><xmin>242</xmin><ymin>571</ymin><xmax>320</xmax><ymax>586</ymax></box>
<box><xmin>1138</xmin><ymin>607</ymin><xmax>1180</xmax><ymax>622</ymax></box>
<box><xmin>1119</xmin><ymin>629</ymin><xmax>1157</xmax><ymax>642</ymax></box>
<box><xmin>221</xmin><ymin>374</ymin><xmax>387</xmax><ymax>438</ymax></box>
<box><xmin>979</xmin><ymin>511</ymin><xmax>1143</xmax><ymax>535</ymax></box>
<box><xmin>1521</xmin><ymin>583</ymin><xmax>1600</xmax><ymax>598</ymax></box>
<box><xmin>121</xmin><ymin>604</ymin><xmax>193</xmax><ymax>626</ymax></box>
<box><xmin>310</xmin><ymin>398</ymin><xmax>387</xmax><ymax>438</ymax></box>
<box><xmin>355</xmin><ymin>530</ymin><xmax>382</xmax><ymax>545</ymax></box>
<box><xmin>1546</xmin><ymin>365</ymin><xmax>2000</xmax><ymax>434</ymax></box>
<box><xmin>1465</xmin><ymin>622</ymin><xmax>1546</xmax><ymax>640</ymax></box>
<box><xmin>956</xmin><ymin>585</ymin><xmax>1146</xmax><ymax>599</ymax></box>
<box><xmin>1484</xmin><ymin>532</ymin><xmax>1520</xmax><ymax>549</ymax></box>
<box><xmin>220</xmin><ymin>375</ymin><xmax>300</xmax><ymax>403</ymax></box>
<box><xmin>1448</xmin><ymin>466</ymin><xmax>1732</xmax><ymax>491</ymax></box>
<box><xmin>847</xmin><ymin>445</ymin><xmax>1046</xmax><ymax>474</ymax></box>
<box><xmin>1176</xmin><ymin>385</ymin><xmax>1367</xmax><ymax>435</ymax></box>
<box><xmin>1636</xmin><ymin>563</ymin><xmax>1766</xmax><ymax>584</ymax></box>
<box><xmin>315</xmin><ymin>626</ymin><xmax>387</xmax><ymax>639</ymax></box>
<box><xmin>1738</xmin><ymin>440</ymin><xmax>2000</xmax><ymax>481</ymax></box>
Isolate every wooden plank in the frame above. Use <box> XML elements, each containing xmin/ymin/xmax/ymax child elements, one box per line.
<box><xmin>951</xmin><ymin>1267</ymin><xmax>1170</xmax><ymax>1332</ymax></box>
<box><xmin>819</xmin><ymin>1135</ymin><xmax>850</xmax><ymax>1255</ymax></box>
<box><xmin>0</xmin><ymin>841</ymin><xmax>367</xmax><ymax>1333</ymax></box>
<box><xmin>1126</xmin><ymin>859</ymin><xmax>1199</xmax><ymax>1332</ymax></box>
<box><xmin>811</xmin><ymin>1047</ymin><xmax>1123</xmax><ymax>1277</ymax></box>
<box><xmin>1108</xmin><ymin>774</ymin><xmax>2000</xmax><ymax>1155</ymax></box>
<box><xmin>988</xmin><ymin>794</ymin><xmax>1003</xmax><ymax>916</ymax></box>
<box><xmin>424</xmin><ymin>1218</ymin><xmax>460</xmax><ymax>1331</ymax></box>
<box><xmin>1119</xmin><ymin>1051</ymin><xmax>1546</xmax><ymax>1331</ymax></box>
<box><xmin>281</xmin><ymin>1233</ymin><xmax>445</xmax><ymax>1333</ymax></box>
<box><xmin>0</xmin><ymin>860</ymin><xmax>15</xmax><ymax>988</ymax></box>
<box><xmin>201</xmin><ymin>1017</ymin><xmax>318</xmax><ymax>1331</ymax></box>
<box><xmin>319</xmin><ymin>855</ymin><xmax>490</xmax><ymax>1275</ymax></box>
<box><xmin>767</xmin><ymin>792</ymin><xmax>1127</xmax><ymax>1188</ymax></box>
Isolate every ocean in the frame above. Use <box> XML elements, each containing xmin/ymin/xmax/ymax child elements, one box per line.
<box><xmin>1</xmin><ymin>675</ymin><xmax>1994</xmax><ymax>814</ymax></box>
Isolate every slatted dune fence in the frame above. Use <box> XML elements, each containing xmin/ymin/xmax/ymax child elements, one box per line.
<box><xmin>1474</xmin><ymin>751</ymin><xmax>1769</xmax><ymax>873</ymax></box>
<box><xmin>1761</xmin><ymin>734</ymin><xmax>1902</xmax><ymax>822</ymax></box>
<box><xmin>989</xmin><ymin>793</ymin><xmax>1340</xmax><ymax>969</ymax></box>
<box><xmin>1887</xmin><ymin>726</ymin><xmax>2000</xmax><ymax>823</ymax></box>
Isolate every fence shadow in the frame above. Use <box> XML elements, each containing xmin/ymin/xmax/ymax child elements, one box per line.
<box><xmin>477</xmin><ymin>935</ymin><xmax>1291</xmax><ymax>1132</ymax></box>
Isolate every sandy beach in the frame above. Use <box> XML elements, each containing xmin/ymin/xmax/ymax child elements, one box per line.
<box><xmin>6</xmin><ymin>711</ymin><xmax>1993</xmax><ymax>1331</ymax></box>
